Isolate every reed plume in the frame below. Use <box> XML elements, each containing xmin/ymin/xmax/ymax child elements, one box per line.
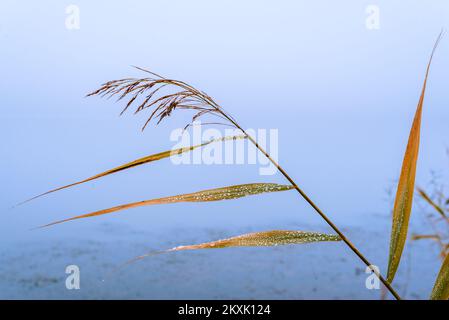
<box><xmin>86</xmin><ymin>67</ymin><xmax>238</xmax><ymax>131</ymax></box>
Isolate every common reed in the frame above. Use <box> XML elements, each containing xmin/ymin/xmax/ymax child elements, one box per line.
<box><xmin>21</xmin><ymin>31</ymin><xmax>447</xmax><ymax>300</ymax></box>
<box><xmin>83</xmin><ymin>67</ymin><xmax>403</xmax><ymax>298</ymax></box>
<box><xmin>413</xmin><ymin>179</ymin><xmax>449</xmax><ymax>299</ymax></box>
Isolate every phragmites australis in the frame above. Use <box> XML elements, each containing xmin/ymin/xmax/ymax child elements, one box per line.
<box><xmin>86</xmin><ymin>66</ymin><xmax>238</xmax><ymax>131</ymax></box>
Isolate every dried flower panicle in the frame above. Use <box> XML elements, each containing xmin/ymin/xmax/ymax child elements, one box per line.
<box><xmin>87</xmin><ymin>66</ymin><xmax>238</xmax><ymax>131</ymax></box>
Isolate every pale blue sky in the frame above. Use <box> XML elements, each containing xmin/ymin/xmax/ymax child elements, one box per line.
<box><xmin>1</xmin><ymin>1</ymin><xmax>448</xmax><ymax>241</ymax></box>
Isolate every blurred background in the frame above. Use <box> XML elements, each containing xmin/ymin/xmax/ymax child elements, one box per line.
<box><xmin>0</xmin><ymin>1</ymin><xmax>448</xmax><ymax>299</ymax></box>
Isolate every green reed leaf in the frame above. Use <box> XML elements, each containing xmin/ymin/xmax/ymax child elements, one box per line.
<box><xmin>38</xmin><ymin>183</ymin><xmax>294</xmax><ymax>228</ymax></box>
<box><xmin>129</xmin><ymin>230</ymin><xmax>342</xmax><ymax>263</ymax></box>
<box><xmin>430</xmin><ymin>252</ymin><xmax>449</xmax><ymax>300</ymax></box>
<box><xmin>18</xmin><ymin>135</ymin><xmax>245</xmax><ymax>206</ymax></box>
<box><xmin>386</xmin><ymin>32</ymin><xmax>442</xmax><ymax>284</ymax></box>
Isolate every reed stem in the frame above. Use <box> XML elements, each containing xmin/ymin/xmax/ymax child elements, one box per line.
<box><xmin>232</xmin><ymin>123</ymin><xmax>401</xmax><ymax>300</ymax></box>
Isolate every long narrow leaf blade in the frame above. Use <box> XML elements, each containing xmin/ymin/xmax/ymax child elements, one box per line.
<box><xmin>38</xmin><ymin>183</ymin><xmax>294</xmax><ymax>228</ymax></box>
<box><xmin>386</xmin><ymin>32</ymin><xmax>442</xmax><ymax>284</ymax></box>
<box><xmin>129</xmin><ymin>230</ymin><xmax>342</xmax><ymax>263</ymax></box>
<box><xmin>430</xmin><ymin>253</ymin><xmax>449</xmax><ymax>300</ymax></box>
<box><xmin>17</xmin><ymin>135</ymin><xmax>245</xmax><ymax>206</ymax></box>
<box><xmin>417</xmin><ymin>188</ymin><xmax>447</xmax><ymax>219</ymax></box>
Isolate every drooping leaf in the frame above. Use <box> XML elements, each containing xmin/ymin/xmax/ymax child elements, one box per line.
<box><xmin>430</xmin><ymin>252</ymin><xmax>449</xmax><ymax>300</ymax></box>
<box><xmin>386</xmin><ymin>32</ymin><xmax>442</xmax><ymax>284</ymax></box>
<box><xmin>17</xmin><ymin>135</ymin><xmax>245</xmax><ymax>206</ymax></box>
<box><xmin>129</xmin><ymin>230</ymin><xmax>342</xmax><ymax>263</ymax></box>
<box><xmin>38</xmin><ymin>183</ymin><xmax>294</xmax><ymax>228</ymax></box>
<box><xmin>411</xmin><ymin>234</ymin><xmax>441</xmax><ymax>242</ymax></box>
<box><xmin>417</xmin><ymin>188</ymin><xmax>447</xmax><ymax>219</ymax></box>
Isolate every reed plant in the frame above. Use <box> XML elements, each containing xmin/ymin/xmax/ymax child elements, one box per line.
<box><xmin>413</xmin><ymin>181</ymin><xmax>449</xmax><ymax>299</ymax></box>
<box><xmin>20</xmin><ymin>32</ymin><xmax>447</xmax><ymax>300</ymax></box>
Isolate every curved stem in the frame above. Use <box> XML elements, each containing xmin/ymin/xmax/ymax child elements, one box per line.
<box><xmin>230</xmin><ymin>122</ymin><xmax>401</xmax><ymax>300</ymax></box>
